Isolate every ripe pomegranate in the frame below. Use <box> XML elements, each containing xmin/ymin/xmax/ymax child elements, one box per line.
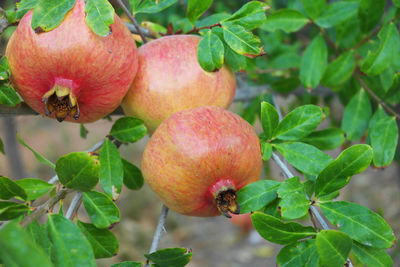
<box><xmin>6</xmin><ymin>0</ymin><xmax>138</xmax><ymax>123</ymax></box>
<box><xmin>142</xmin><ymin>106</ymin><xmax>262</xmax><ymax>217</ymax></box>
<box><xmin>121</xmin><ymin>35</ymin><xmax>236</xmax><ymax>133</ymax></box>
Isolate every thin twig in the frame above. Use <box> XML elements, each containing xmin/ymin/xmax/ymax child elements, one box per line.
<box><xmin>65</xmin><ymin>192</ymin><xmax>83</xmax><ymax>220</ymax></box>
<box><xmin>185</xmin><ymin>23</ymin><xmax>222</xmax><ymax>34</ymax></box>
<box><xmin>149</xmin><ymin>205</ymin><xmax>169</xmax><ymax>253</ymax></box>
<box><xmin>115</xmin><ymin>0</ymin><xmax>147</xmax><ymax>43</ymax></box>
<box><xmin>308</xmin><ymin>208</ymin><xmax>318</xmax><ymax>229</ymax></box>
<box><xmin>124</xmin><ymin>22</ymin><xmax>154</xmax><ymax>38</ymax></box>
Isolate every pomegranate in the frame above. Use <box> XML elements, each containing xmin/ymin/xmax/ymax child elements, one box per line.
<box><xmin>6</xmin><ymin>0</ymin><xmax>138</xmax><ymax>123</ymax></box>
<box><xmin>142</xmin><ymin>106</ymin><xmax>262</xmax><ymax>217</ymax></box>
<box><xmin>121</xmin><ymin>35</ymin><xmax>236</xmax><ymax>133</ymax></box>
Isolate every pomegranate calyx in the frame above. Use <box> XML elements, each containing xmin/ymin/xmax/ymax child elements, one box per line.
<box><xmin>215</xmin><ymin>188</ymin><xmax>240</xmax><ymax>218</ymax></box>
<box><xmin>42</xmin><ymin>85</ymin><xmax>79</xmax><ymax>122</ymax></box>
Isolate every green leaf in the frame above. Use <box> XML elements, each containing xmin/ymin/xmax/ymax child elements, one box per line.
<box><xmin>271</xmin><ymin>77</ymin><xmax>300</xmax><ymax>94</ymax></box>
<box><xmin>133</xmin><ymin>0</ymin><xmax>178</xmax><ymax>15</ymax></box>
<box><xmin>273</xmin><ymin>105</ymin><xmax>324</xmax><ymax>141</ymax></box>
<box><xmin>145</xmin><ymin>247</ymin><xmax>192</xmax><ymax>267</ymax></box>
<box><xmin>261</xmin><ymin>140</ymin><xmax>272</xmax><ymax>161</ymax></box>
<box><xmin>31</xmin><ymin>0</ymin><xmax>76</xmax><ymax>32</ymax></box>
<box><xmin>316</xmin><ymin>230</ymin><xmax>352</xmax><ymax>267</ymax></box>
<box><xmin>15</xmin><ymin>178</ymin><xmax>54</xmax><ymax>201</ymax></box>
<box><xmin>260</xmin><ymin>101</ymin><xmax>279</xmax><ymax>140</ymax></box>
<box><xmin>352</xmin><ymin>241</ymin><xmax>393</xmax><ymax>267</ymax></box>
<box><xmin>261</xmin><ymin>9</ymin><xmax>309</xmax><ymax>33</ymax></box>
<box><xmin>85</xmin><ymin>0</ymin><xmax>114</xmax><ymax>37</ymax></box>
<box><xmin>361</xmin><ymin>23</ymin><xmax>400</xmax><ymax>75</ymax></box>
<box><xmin>300</xmin><ymin>0</ymin><xmax>326</xmax><ymax>19</ymax></box>
<box><xmin>358</xmin><ymin>0</ymin><xmax>385</xmax><ymax>33</ymax></box>
<box><xmin>80</xmin><ymin>124</ymin><xmax>88</xmax><ymax>139</ymax></box>
<box><xmin>315</xmin><ymin>144</ymin><xmax>373</xmax><ymax>197</ymax></box>
<box><xmin>300</xmin><ymin>35</ymin><xmax>328</xmax><ymax>89</ymax></box>
<box><xmin>110</xmin><ymin>117</ymin><xmax>147</xmax><ymax>143</ymax></box>
<box><xmin>110</xmin><ymin>262</ymin><xmax>142</xmax><ymax>267</ymax></box>
<box><xmin>277</xmin><ymin>177</ymin><xmax>309</xmax><ymax>220</ymax></box>
<box><xmin>47</xmin><ymin>214</ymin><xmax>96</xmax><ymax>267</ymax></box>
<box><xmin>221</xmin><ymin>23</ymin><xmax>264</xmax><ymax>57</ymax></box>
<box><xmin>0</xmin><ymin>176</ymin><xmax>27</xmax><ymax>200</ymax></box>
<box><xmin>0</xmin><ymin>138</ymin><xmax>4</xmax><ymax>155</ymax></box>
<box><xmin>56</xmin><ymin>152</ymin><xmax>99</xmax><ymax>191</ymax></box>
<box><xmin>319</xmin><ymin>201</ymin><xmax>395</xmax><ymax>248</ymax></box>
<box><xmin>0</xmin><ymin>222</ymin><xmax>53</xmax><ymax>267</ymax></box>
<box><xmin>0</xmin><ymin>201</ymin><xmax>29</xmax><ymax>220</ymax></box>
<box><xmin>0</xmin><ymin>56</ymin><xmax>10</xmax><ymax>80</ymax></box>
<box><xmin>99</xmin><ymin>138</ymin><xmax>123</xmax><ymax>200</ymax></box>
<box><xmin>394</xmin><ymin>0</ymin><xmax>400</xmax><ymax>8</ymax></box>
<box><xmin>17</xmin><ymin>133</ymin><xmax>55</xmax><ymax>169</ymax></box>
<box><xmin>273</xmin><ymin>142</ymin><xmax>333</xmax><ymax>176</ymax></box>
<box><xmin>77</xmin><ymin>221</ymin><xmax>119</xmax><ymax>259</ymax></box>
<box><xmin>222</xmin><ymin>1</ymin><xmax>267</xmax><ymax>30</ymax></box>
<box><xmin>251</xmin><ymin>212</ymin><xmax>316</xmax><ymax>245</ymax></box>
<box><xmin>122</xmin><ymin>159</ymin><xmax>143</xmax><ymax>190</ymax></box>
<box><xmin>197</xmin><ymin>30</ymin><xmax>224</xmax><ymax>72</ymax></box>
<box><xmin>321</xmin><ymin>51</ymin><xmax>355</xmax><ymax>88</ymax></box>
<box><xmin>277</xmin><ymin>176</ymin><xmax>303</xmax><ymax>198</ymax></box>
<box><xmin>186</xmin><ymin>0</ymin><xmax>213</xmax><ymax>24</ymax></box>
<box><xmin>277</xmin><ymin>239</ymin><xmax>318</xmax><ymax>267</ymax></box>
<box><xmin>0</xmin><ymin>84</ymin><xmax>20</xmax><ymax>107</ymax></box>
<box><xmin>237</xmin><ymin>180</ymin><xmax>280</xmax><ymax>213</ymax></box>
<box><xmin>82</xmin><ymin>191</ymin><xmax>120</xmax><ymax>229</ymax></box>
<box><xmin>300</xmin><ymin>128</ymin><xmax>345</xmax><ymax>151</ymax></box>
<box><xmin>315</xmin><ymin>1</ymin><xmax>359</xmax><ymax>28</ymax></box>
<box><xmin>240</xmin><ymin>94</ymin><xmax>263</xmax><ymax>124</ymax></box>
<box><xmin>6</xmin><ymin>0</ymin><xmax>38</xmax><ymax>24</ymax></box>
<box><xmin>341</xmin><ymin>89</ymin><xmax>372</xmax><ymax>141</ymax></box>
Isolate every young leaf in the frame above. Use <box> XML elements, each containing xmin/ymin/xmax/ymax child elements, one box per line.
<box><xmin>15</xmin><ymin>178</ymin><xmax>54</xmax><ymax>201</ymax></box>
<box><xmin>260</xmin><ymin>101</ymin><xmax>279</xmax><ymax>140</ymax></box>
<box><xmin>273</xmin><ymin>142</ymin><xmax>333</xmax><ymax>176</ymax></box>
<box><xmin>251</xmin><ymin>212</ymin><xmax>316</xmax><ymax>245</ymax></box>
<box><xmin>315</xmin><ymin>1</ymin><xmax>359</xmax><ymax>28</ymax></box>
<box><xmin>17</xmin><ymin>133</ymin><xmax>55</xmax><ymax>169</ymax></box>
<box><xmin>319</xmin><ymin>201</ymin><xmax>395</xmax><ymax>248</ymax></box>
<box><xmin>132</xmin><ymin>0</ymin><xmax>178</xmax><ymax>15</ymax></box>
<box><xmin>99</xmin><ymin>138</ymin><xmax>123</xmax><ymax>200</ymax></box>
<box><xmin>31</xmin><ymin>0</ymin><xmax>76</xmax><ymax>32</ymax></box>
<box><xmin>0</xmin><ymin>176</ymin><xmax>27</xmax><ymax>200</ymax></box>
<box><xmin>352</xmin><ymin>241</ymin><xmax>393</xmax><ymax>267</ymax></box>
<box><xmin>273</xmin><ymin>105</ymin><xmax>324</xmax><ymax>141</ymax></box>
<box><xmin>145</xmin><ymin>247</ymin><xmax>192</xmax><ymax>267</ymax></box>
<box><xmin>300</xmin><ymin>35</ymin><xmax>328</xmax><ymax>89</ymax></box>
<box><xmin>341</xmin><ymin>89</ymin><xmax>372</xmax><ymax>141</ymax></box>
<box><xmin>0</xmin><ymin>84</ymin><xmax>21</xmax><ymax>107</ymax></box>
<box><xmin>277</xmin><ymin>239</ymin><xmax>318</xmax><ymax>267</ymax></box>
<box><xmin>237</xmin><ymin>180</ymin><xmax>280</xmax><ymax>213</ymax></box>
<box><xmin>122</xmin><ymin>158</ymin><xmax>144</xmax><ymax>190</ymax></box>
<box><xmin>321</xmin><ymin>51</ymin><xmax>355</xmax><ymax>87</ymax></box>
<box><xmin>0</xmin><ymin>201</ymin><xmax>29</xmax><ymax>220</ymax></box>
<box><xmin>261</xmin><ymin>140</ymin><xmax>272</xmax><ymax>161</ymax></box>
<box><xmin>82</xmin><ymin>191</ymin><xmax>120</xmax><ymax>229</ymax></box>
<box><xmin>358</xmin><ymin>0</ymin><xmax>385</xmax><ymax>33</ymax></box>
<box><xmin>110</xmin><ymin>117</ymin><xmax>147</xmax><ymax>143</ymax></box>
<box><xmin>300</xmin><ymin>0</ymin><xmax>326</xmax><ymax>19</ymax></box>
<box><xmin>197</xmin><ymin>30</ymin><xmax>224</xmax><ymax>72</ymax></box>
<box><xmin>110</xmin><ymin>262</ymin><xmax>142</xmax><ymax>267</ymax></box>
<box><xmin>47</xmin><ymin>214</ymin><xmax>96</xmax><ymax>267</ymax></box>
<box><xmin>0</xmin><ymin>56</ymin><xmax>10</xmax><ymax>80</ymax></box>
<box><xmin>77</xmin><ymin>221</ymin><xmax>119</xmax><ymax>259</ymax></box>
<box><xmin>315</xmin><ymin>144</ymin><xmax>373</xmax><ymax>197</ymax></box>
<box><xmin>186</xmin><ymin>0</ymin><xmax>213</xmax><ymax>24</ymax></box>
<box><xmin>316</xmin><ymin>230</ymin><xmax>352</xmax><ymax>267</ymax></box>
<box><xmin>85</xmin><ymin>0</ymin><xmax>114</xmax><ymax>37</ymax></box>
<box><xmin>261</xmin><ymin>9</ymin><xmax>309</xmax><ymax>33</ymax></box>
<box><xmin>300</xmin><ymin>128</ymin><xmax>345</xmax><ymax>151</ymax></box>
<box><xmin>56</xmin><ymin>152</ymin><xmax>99</xmax><ymax>191</ymax></box>
<box><xmin>221</xmin><ymin>23</ymin><xmax>264</xmax><ymax>57</ymax></box>
<box><xmin>222</xmin><ymin>1</ymin><xmax>267</xmax><ymax>30</ymax></box>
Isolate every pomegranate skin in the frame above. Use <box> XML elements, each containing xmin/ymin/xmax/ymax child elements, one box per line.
<box><xmin>142</xmin><ymin>106</ymin><xmax>262</xmax><ymax>217</ymax></box>
<box><xmin>6</xmin><ymin>0</ymin><xmax>138</xmax><ymax>123</ymax></box>
<box><xmin>121</xmin><ymin>35</ymin><xmax>236</xmax><ymax>133</ymax></box>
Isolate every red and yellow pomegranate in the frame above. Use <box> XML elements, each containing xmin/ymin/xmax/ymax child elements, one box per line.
<box><xmin>142</xmin><ymin>106</ymin><xmax>262</xmax><ymax>217</ymax></box>
<box><xmin>6</xmin><ymin>0</ymin><xmax>138</xmax><ymax>123</ymax></box>
<box><xmin>121</xmin><ymin>35</ymin><xmax>236</xmax><ymax>133</ymax></box>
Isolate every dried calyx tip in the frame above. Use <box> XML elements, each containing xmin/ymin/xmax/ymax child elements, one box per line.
<box><xmin>42</xmin><ymin>85</ymin><xmax>79</xmax><ymax>122</ymax></box>
<box><xmin>215</xmin><ymin>188</ymin><xmax>240</xmax><ymax>218</ymax></box>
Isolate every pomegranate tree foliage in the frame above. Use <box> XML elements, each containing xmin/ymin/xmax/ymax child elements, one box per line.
<box><xmin>0</xmin><ymin>0</ymin><xmax>399</xmax><ymax>266</ymax></box>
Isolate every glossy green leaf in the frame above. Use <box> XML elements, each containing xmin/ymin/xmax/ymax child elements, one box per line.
<box><xmin>321</xmin><ymin>51</ymin><xmax>355</xmax><ymax>87</ymax></box>
<box><xmin>261</xmin><ymin>9</ymin><xmax>309</xmax><ymax>33</ymax></box>
<box><xmin>55</xmin><ymin>152</ymin><xmax>99</xmax><ymax>191</ymax></box>
<box><xmin>222</xmin><ymin>1</ymin><xmax>266</xmax><ymax>30</ymax></box>
<box><xmin>273</xmin><ymin>142</ymin><xmax>333</xmax><ymax>176</ymax></box>
<box><xmin>315</xmin><ymin>1</ymin><xmax>359</xmax><ymax>28</ymax></box>
<box><xmin>358</xmin><ymin>0</ymin><xmax>385</xmax><ymax>33</ymax></box>
<box><xmin>0</xmin><ymin>84</ymin><xmax>20</xmax><ymax>107</ymax></box>
<box><xmin>277</xmin><ymin>177</ymin><xmax>309</xmax><ymax>219</ymax></box>
<box><xmin>110</xmin><ymin>117</ymin><xmax>147</xmax><ymax>143</ymax></box>
<box><xmin>221</xmin><ymin>23</ymin><xmax>264</xmax><ymax>57</ymax></box>
<box><xmin>122</xmin><ymin>159</ymin><xmax>143</xmax><ymax>190</ymax></box>
<box><xmin>15</xmin><ymin>178</ymin><xmax>54</xmax><ymax>201</ymax></box>
<box><xmin>300</xmin><ymin>35</ymin><xmax>328</xmax><ymax>89</ymax></box>
<box><xmin>47</xmin><ymin>214</ymin><xmax>96</xmax><ymax>267</ymax></box>
<box><xmin>341</xmin><ymin>89</ymin><xmax>372</xmax><ymax>141</ymax></box>
<box><xmin>132</xmin><ymin>0</ymin><xmax>178</xmax><ymax>15</ymax></box>
<box><xmin>0</xmin><ymin>222</ymin><xmax>53</xmax><ymax>267</ymax></box>
<box><xmin>300</xmin><ymin>128</ymin><xmax>345</xmax><ymax>150</ymax></box>
<box><xmin>316</xmin><ymin>230</ymin><xmax>352</xmax><ymax>267</ymax></box>
<box><xmin>251</xmin><ymin>212</ymin><xmax>316</xmax><ymax>245</ymax></box>
<box><xmin>186</xmin><ymin>0</ymin><xmax>212</xmax><ymax>24</ymax></box>
<box><xmin>0</xmin><ymin>138</ymin><xmax>4</xmax><ymax>155</ymax></box>
<box><xmin>315</xmin><ymin>144</ymin><xmax>373</xmax><ymax>197</ymax></box>
<box><xmin>77</xmin><ymin>221</ymin><xmax>119</xmax><ymax>259</ymax></box>
<box><xmin>80</xmin><ymin>124</ymin><xmax>88</xmax><ymax>139</ymax></box>
<box><xmin>393</xmin><ymin>0</ymin><xmax>400</xmax><ymax>7</ymax></box>
<box><xmin>82</xmin><ymin>191</ymin><xmax>120</xmax><ymax>229</ymax></box>
<box><xmin>6</xmin><ymin>0</ymin><xmax>38</xmax><ymax>24</ymax></box>
<box><xmin>300</xmin><ymin>0</ymin><xmax>326</xmax><ymax>19</ymax></box>
<box><xmin>352</xmin><ymin>241</ymin><xmax>393</xmax><ymax>267</ymax></box>
<box><xmin>361</xmin><ymin>23</ymin><xmax>400</xmax><ymax>75</ymax></box>
<box><xmin>17</xmin><ymin>133</ymin><xmax>54</xmax><ymax>169</ymax></box>
<box><xmin>319</xmin><ymin>201</ymin><xmax>395</xmax><ymax>248</ymax></box>
<box><xmin>197</xmin><ymin>30</ymin><xmax>224</xmax><ymax>72</ymax></box>
<box><xmin>0</xmin><ymin>201</ymin><xmax>29</xmax><ymax>220</ymax></box>
<box><xmin>145</xmin><ymin>247</ymin><xmax>192</xmax><ymax>267</ymax></box>
<box><xmin>277</xmin><ymin>239</ymin><xmax>318</xmax><ymax>267</ymax></box>
<box><xmin>277</xmin><ymin>176</ymin><xmax>303</xmax><ymax>197</ymax></box>
<box><xmin>0</xmin><ymin>57</ymin><xmax>10</xmax><ymax>80</ymax></box>
<box><xmin>110</xmin><ymin>262</ymin><xmax>142</xmax><ymax>267</ymax></box>
<box><xmin>85</xmin><ymin>0</ymin><xmax>114</xmax><ymax>37</ymax></box>
<box><xmin>237</xmin><ymin>180</ymin><xmax>280</xmax><ymax>213</ymax></box>
<box><xmin>0</xmin><ymin>176</ymin><xmax>27</xmax><ymax>200</ymax></box>
<box><xmin>99</xmin><ymin>138</ymin><xmax>123</xmax><ymax>200</ymax></box>
<box><xmin>31</xmin><ymin>0</ymin><xmax>76</xmax><ymax>32</ymax></box>
<box><xmin>261</xmin><ymin>140</ymin><xmax>272</xmax><ymax>161</ymax></box>
<box><xmin>223</xmin><ymin>42</ymin><xmax>247</xmax><ymax>71</ymax></box>
<box><xmin>260</xmin><ymin>101</ymin><xmax>279</xmax><ymax>140</ymax></box>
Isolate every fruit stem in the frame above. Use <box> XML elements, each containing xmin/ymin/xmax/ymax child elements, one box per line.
<box><xmin>215</xmin><ymin>188</ymin><xmax>240</xmax><ymax>218</ymax></box>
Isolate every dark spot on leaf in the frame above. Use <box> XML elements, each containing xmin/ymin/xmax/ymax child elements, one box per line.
<box><xmin>34</xmin><ymin>27</ymin><xmax>44</xmax><ymax>34</ymax></box>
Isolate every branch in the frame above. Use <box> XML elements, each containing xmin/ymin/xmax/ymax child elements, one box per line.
<box><xmin>115</xmin><ymin>0</ymin><xmax>148</xmax><ymax>43</ymax></box>
<box><xmin>185</xmin><ymin>23</ymin><xmax>222</xmax><ymax>34</ymax></box>
<box><xmin>124</xmin><ymin>22</ymin><xmax>154</xmax><ymax>38</ymax></box>
<box><xmin>65</xmin><ymin>192</ymin><xmax>83</xmax><ymax>220</ymax></box>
